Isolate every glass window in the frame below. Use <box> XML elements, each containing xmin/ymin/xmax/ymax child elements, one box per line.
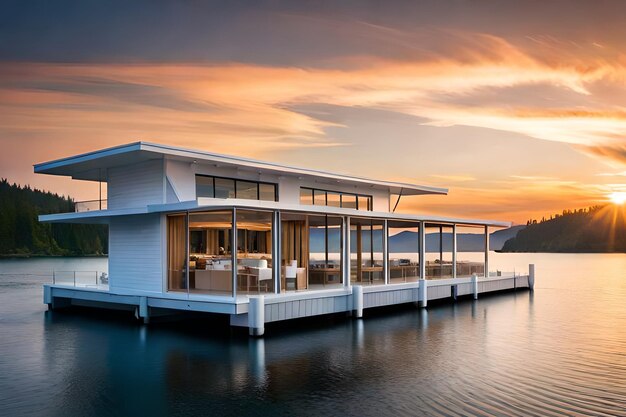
<box><xmin>259</xmin><ymin>183</ymin><xmax>277</xmax><ymax>201</ymax></box>
<box><xmin>350</xmin><ymin>218</ymin><xmax>384</xmax><ymax>285</ymax></box>
<box><xmin>236</xmin><ymin>210</ymin><xmax>274</xmax><ymax>294</ymax></box>
<box><xmin>214</xmin><ymin>178</ymin><xmax>236</xmax><ymax>199</ymax></box>
<box><xmin>358</xmin><ymin>195</ymin><xmax>371</xmax><ymax>211</ymax></box>
<box><xmin>299</xmin><ymin>188</ymin><xmax>313</xmax><ymax>205</ymax></box>
<box><xmin>341</xmin><ymin>194</ymin><xmax>357</xmax><ymax>209</ymax></box>
<box><xmin>196</xmin><ymin>175</ymin><xmax>277</xmax><ymax>201</ymax></box>
<box><xmin>425</xmin><ymin>223</ymin><xmax>454</xmax><ymax>279</ymax></box>
<box><xmin>301</xmin><ymin>187</ymin><xmax>372</xmax><ymax>211</ymax></box>
<box><xmin>309</xmin><ymin>215</ymin><xmax>343</xmax><ymax>288</ymax></box>
<box><xmin>456</xmin><ymin>225</ymin><xmax>486</xmax><ymax>278</ymax></box>
<box><xmin>326</xmin><ymin>191</ymin><xmax>341</xmax><ymax>207</ymax></box>
<box><xmin>313</xmin><ymin>190</ymin><xmax>326</xmax><ymax>206</ymax></box>
<box><xmin>236</xmin><ymin>180</ymin><xmax>258</xmax><ymax>200</ymax></box>
<box><xmin>196</xmin><ymin>176</ymin><xmax>214</xmax><ymax>198</ymax></box>
<box><xmin>167</xmin><ymin>214</ymin><xmax>187</xmax><ymax>291</ymax></box>
<box><xmin>388</xmin><ymin>220</ymin><xmax>420</xmax><ymax>283</ymax></box>
<box><xmin>187</xmin><ymin>210</ymin><xmax>234</xmax><ymax>296</ymax></box>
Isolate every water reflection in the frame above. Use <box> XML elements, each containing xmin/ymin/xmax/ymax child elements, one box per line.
<box><xmin>1</xmin><ymin>253</ymin><xmax>626</xmax><ymax>416</ymax></box>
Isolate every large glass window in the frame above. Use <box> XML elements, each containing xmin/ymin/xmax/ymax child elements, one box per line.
<box><xmin>188</xmin><ymin>211</ymin><xmax>234</xmax><ymax>295</ymax></box>
<box><xmin>313</xmin><ymin>189</ymin><xmax>326</xmax><ymax>206</ymax></box>
<box><xmin>358</xmin><ymin>195</ymin><xmax>372</xmax><ymax>211</ymax></box>
<box><xmin>236</xmin><ymin>180</ymin><xmax>258</xmax><ymax>200</ymax></box>
<box><xmin>342</xmin><ymin>194</ymin><xmax>357</xmax><ymax>209</ymax></box>
<box><xmin>456</xmin><ymin>225</ymin><xmax>486</xmax><ymax>278</ymax></box>
<box><xmin>388</xmin><ymin>220</ymin><xmax>420</xmax><ymax>283</ymax></box>
<box><xmin>425</xmin><ymin>223</ymin><xmax>454</xmax><ymax>279</ymax></box>
<box><xmin>280</xmin><ymin>212</ymin><xmax>308</xmax><ymax>292</ymax></box>
<box><xmin>195</xmin><ymin>176</ymin><xmax>214</xmax><ymax>199</ymax></box>
<box><xmin>300</xmin><ymin>187</ymin><xmax>372</xmax><ymax>211</ymax></box>
<box><xmin>214</xmin><ymin>178</ymin><xmax>236</xmax><ymax>199</ymax></box>
<box><xmin>167</xmin><ymin>214</ymin><xmax>187</xmax><ymax>291</ymax></box>
<box><xmin>350</xmin><ymin>218</ymin><xmax>384</xmax><ymax>285</ymax></box>
<box><xmin>259</xmin><ymin>183</ymin><xmax>277</xmax><ymax>201</ymax></box>
<box><xmin>196</xmin><ymin>175</ymin><xmax>277</xmax><ymax>202</ymax></box>
<box><xmin>308</xmin><ymin>215</ymin><xmax>343</xmax><ymax>288</ymax></box>
<box><xmin>236</xmin><ymin>210</ymin><xmax>274</xmax><ymax>294</ymax></box>
<box><xmin>299</xmin><ymin>188</ymin><xmax>313</xmax><ymax>206</ymax></box>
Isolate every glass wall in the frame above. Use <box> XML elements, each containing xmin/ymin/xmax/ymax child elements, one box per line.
<box><xmin>235</xmin><ymin>210</ymin><xmax>274</xmax><ymax>294</ymax></box>
<box><xmin>196</xmin><ymin>175</ymin><xmax>277</xmax><ymax>201</ymax></box>
<box><xmin>456</xmin><ymin>225</ymin><xmax>486</xmax><ymax>277</ymax></box>
<box><xmin>167</xmin><ymin>213</ymin><xmax>187</xmax><ymax>291</ymax></box>
<box><xmin>300</xmin><ymin>187</ymin><xmax>372</xmax><ymax>211</ymax></box>
<box><xmin>388</xmin><ymin>220</ymin><xmax>420</xmax><ymax>283</ymax></box>
<box><xmin>280</xmin><ymin>212</ymin><xmax>308</xmax><ymax>292</ymax></box>
<box><xmin>350</xmin><ymin>218</ymin><xmax>384</xmax><ymax>285</ymax></box>
<box><xmin>308</xmin><ymin>215</ymin><xmax>343</xmax><ymax>288</ymax></box>
<box><xmin>425</xmin><ymin>223</ymin><xmax>454</xmax><ymax>279</ymax></box>
<box><xmin>188</xmin><ymin>211</ymin><xmax>234</xmax><ymax>295</ymax></box>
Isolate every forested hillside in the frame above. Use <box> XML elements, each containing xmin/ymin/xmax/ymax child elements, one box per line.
<box><xmin>501</xmin><ymin>205</ymin><xmax>626</xmax><ymax>253</ymax></box>
<box><xmin>0</xmin><ymin>179</ymin><xmax>107</xmax><ymax>256</ymax></box>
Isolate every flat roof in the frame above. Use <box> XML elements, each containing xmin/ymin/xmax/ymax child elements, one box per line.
<box><xmin>34</xmin><ymin>141</ymin><xmax>447</xmax><ymax>196</ymax></box>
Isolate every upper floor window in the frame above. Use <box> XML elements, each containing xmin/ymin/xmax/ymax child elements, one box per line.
<box><xmin>300</xmin><ymin>187</ymin><xmax>372</xmax><ymax>211</ymax></box>
<box><xmin>196</xmin><ymin>175</ymin><xmax>278</xmax><ymax>201</ymax></box>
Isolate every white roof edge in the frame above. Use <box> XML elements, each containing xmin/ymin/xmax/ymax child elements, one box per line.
<box><xmin>39</xmin><ymin>199</ymin><xmax>510</xmax><ymax>228</ymax></box>
<box><xmin>33</xmin><ymin>141</ymin><xmax>448</xmax><ymax>195</ymax></box>
<box><xmin>34</xmin><ymin>142</ymin><xmax>143</xmax><ymax>172</ymax></box>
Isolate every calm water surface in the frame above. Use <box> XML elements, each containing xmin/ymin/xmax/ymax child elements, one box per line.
<box><xmin>0</xmin><ymin>254</ymin><xmax>625</xmax><ymax>417</ymax></box>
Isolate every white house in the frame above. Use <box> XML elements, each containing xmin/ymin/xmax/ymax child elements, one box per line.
<box><xmin>36</xmin><ymin>142</ymin><xmax>532</xmax><ymax>335</ymax></box>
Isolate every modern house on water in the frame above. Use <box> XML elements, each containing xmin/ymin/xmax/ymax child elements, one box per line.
<box><xmin>36</xmin><ymin>142</ymin><xmax>534</xmax><ymax>336</ymax></box>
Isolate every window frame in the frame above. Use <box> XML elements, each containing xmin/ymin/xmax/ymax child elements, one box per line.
<box><xmin>195</xmin><ymin>174</ymin><xmax>278</xmax><ymax>202</ymax></box>
<box><xmin>300</xmin><ymin>187</ymin><xmax>373</xmax><ymax>211</ymax></box>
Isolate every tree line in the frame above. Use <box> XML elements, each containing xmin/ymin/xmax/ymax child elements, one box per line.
<box><xmin>503</xmin><ymin>204</ymin><xmax>626</xmax><ymax>253</ymax></box>
<box><xmin>0</xmin><ymin>179</ymin><xmax>108</xmax><ymax>256</ymax></box>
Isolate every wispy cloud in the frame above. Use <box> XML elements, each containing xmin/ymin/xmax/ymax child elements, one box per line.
<box><xmin>430</xmin><ymin>174</ymin><xmax>476</xmax><ymax>182</ymax></box>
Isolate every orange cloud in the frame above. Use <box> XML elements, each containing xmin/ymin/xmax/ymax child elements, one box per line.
<box><xmin>2</xmin><ymin>29</ymin><xmax>626</xmax><ymax>222</ymax></box>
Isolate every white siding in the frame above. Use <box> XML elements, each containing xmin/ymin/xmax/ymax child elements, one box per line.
<box><xmin>108</xmin><ymin>159</ymin><xmax>164</xmax><ymax>209</ymax></box>
<box><xmin>165</xmin><ymin>159</ymin><xmax>196</xmax><ymax>202</ymax></box>
<box><xmin>109</xmin><ymin>214</ymin><xmax>163</xmax><ymax>293</ymax></box>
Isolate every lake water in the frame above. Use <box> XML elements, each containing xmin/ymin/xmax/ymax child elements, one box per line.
<box><xmin>0</xmin><ymin>253</ymin><xmax>625</xmax><ymax>416</ymax></box>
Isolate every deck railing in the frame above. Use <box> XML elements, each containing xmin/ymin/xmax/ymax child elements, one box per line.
<box><xmin>52</xmin><ymin>270</ymin><xmax>109</xmax><ymax>288</ymax></box>
<box><xmin>74</xmin><ymin>199</ymin><xmax>107</xmax><ymax>212</ymax></box>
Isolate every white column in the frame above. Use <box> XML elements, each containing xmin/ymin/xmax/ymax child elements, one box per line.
<box><xmin>273</xmin><ymin>210</ymin><xmax>280</xmax><ymax>294</ymax></box>
<box><xmin>484</xmin><ymin>225</ymin><xmax>490</xmax><ymax>278</ymax></box>
<box><xmin>345</xmin><ymin>216</ymin><xmax>351</xmax><ymax>289</ymax></box>
<box><xmin>529</xmin><ymin>263</ymin><xmax>535</xmax><ymax>290</ymax></box>
<box><xmin>383</xmin><ymin>219</ymin><xmax>389</xmax><ymax>285</ymax></box>
<box><xmin>232</xmin><ymin>207</ymin><xmax>237</xmax><ymax>299</ymax></box>
<box><xmin>452</xmin><ymin>224</ymin><xmax>457</xmax><ymax>279</ymax></box>
<box><xmin>419</xmin><ymin>221</ymin><xmax>426</xmax><ymax>279</ymax></box>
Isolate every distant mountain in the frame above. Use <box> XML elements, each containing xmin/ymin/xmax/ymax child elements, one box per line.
<box><xmin>0</xmin><ymin>179</ymin><xmax>108</xmax><ymax>256</ymax></box>
<box><xmin>309</xmin><ymin>225</ymin><xmax>525</xmax><ymax>253</ymax></box>
<box><xmin>501</xmin><ymin>205</ymin><xmax>626</xmax><ymax>253</ymax></box>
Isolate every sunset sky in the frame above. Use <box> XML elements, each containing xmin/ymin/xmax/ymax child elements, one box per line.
<box><xmin>2</xmin><ymin>0</ymin><xmax>626</xmax><ymax>224</ymax></box>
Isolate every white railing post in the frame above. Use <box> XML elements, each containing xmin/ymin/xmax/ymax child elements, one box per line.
<box><xmin>352</xmin><ymin>285</ymin><xmax>363</xmax><ymax>318</ymax></box>
<box><xmin>73</xmin><ymin>271</ymin><xmax>76</xmax><ymax>287</ymax></box>
<box><xmin>529</xmin><ymin>264</ymin><xmax>535</xmax><ymax>291</ymax></box>
<box><xmin>418</xmin><ymin>279</ymin><xmax>427</xmax><ymax>308</ymax></box>
<box><xmin>472</xmin><ymin>273</ymin><xmax>478</xmax><ymax>300</ymax></box>
<box><xmin>249</xmin><ymin>296</ymin><xmax>265</xmax><ymax>336</ymax></box>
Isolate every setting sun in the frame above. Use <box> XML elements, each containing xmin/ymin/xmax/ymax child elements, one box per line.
<box><xmin>609</xmin><ymin>191</ymin><xmax>626</xmax><ymax>205</ymax></box>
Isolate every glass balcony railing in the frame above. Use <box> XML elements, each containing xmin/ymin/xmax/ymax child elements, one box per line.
<box><xmin>75</xmin><ymin>199</ymin><xmax>107</xmax><ymax>212</ymax></box>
